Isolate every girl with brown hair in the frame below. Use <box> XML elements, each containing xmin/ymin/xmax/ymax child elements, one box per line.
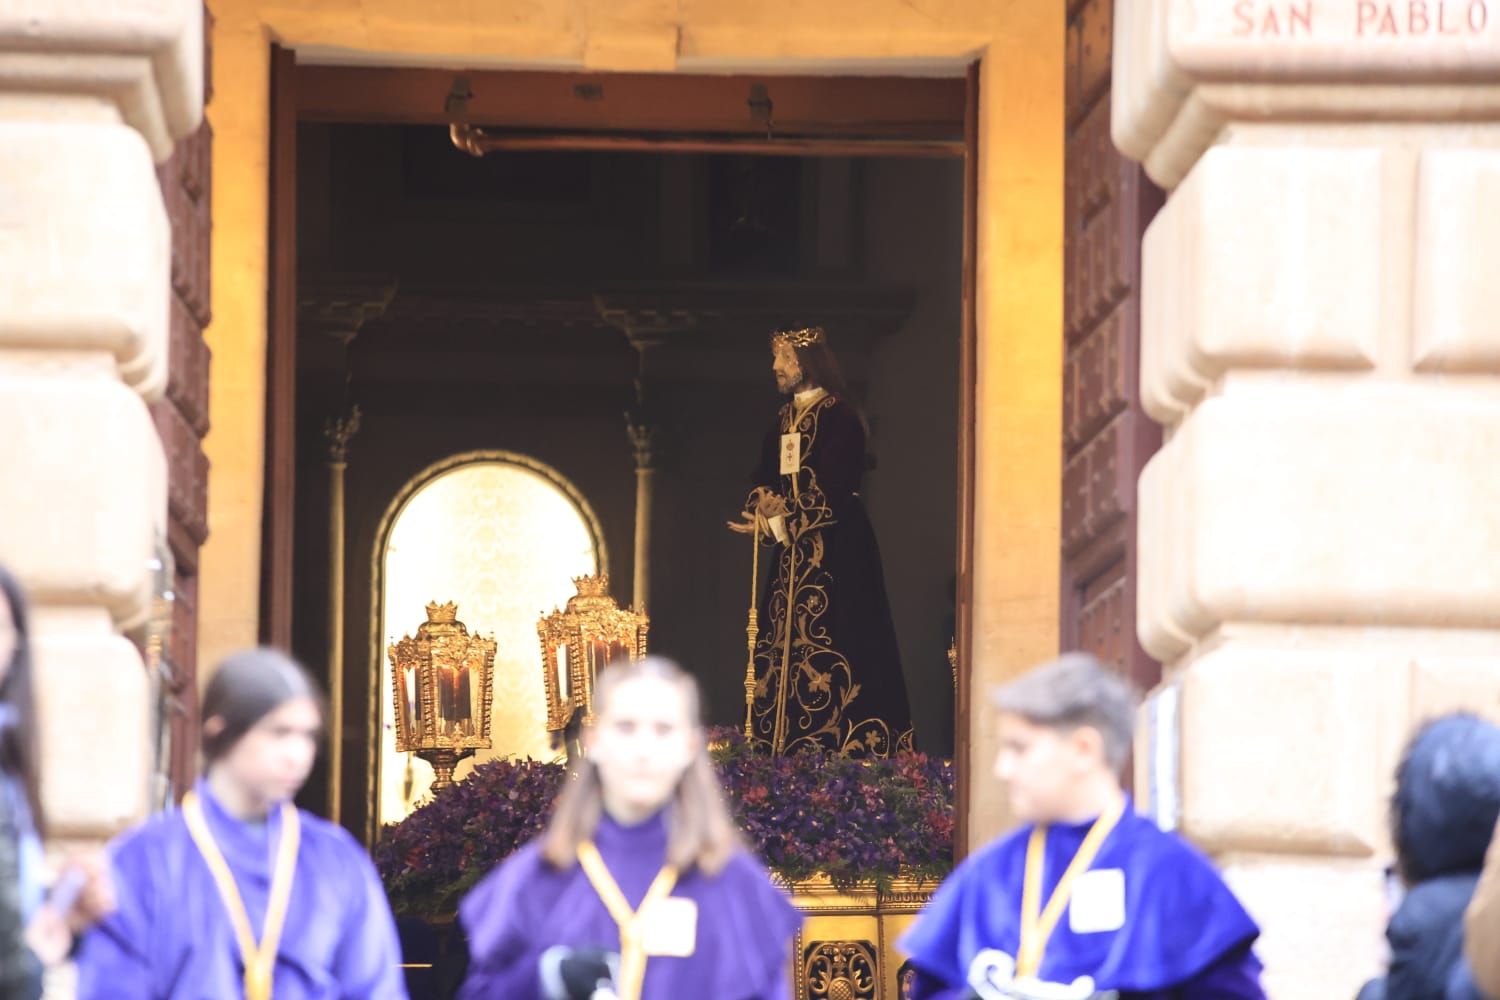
<box><xmin>75</xmin><ymin>647</ymin><xmax>408</xmax><ymax>1000</ymax></box>
<box><xmin>457</xmin><ymin>656</ymin><xmax>801</xmax><ymax>1000</ymax></box>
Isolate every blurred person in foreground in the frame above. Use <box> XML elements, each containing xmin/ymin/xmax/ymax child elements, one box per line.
<box><xmin>0</xmin><ymin>566</ymin><xmax>112</xmax><ymax>999</ymax></box>
<box><xmin>1360</xmin><ymin>714</ymin><xmax>1500</xmax><ymax>1000</ymax></box>
<box><xmin>899</xmin><ymin>652</ymin><xmax>1265</xmax><ymax>1000</ymax></box>
<box><xmin>75</xmin><ymin>647</ymin><xmax>408</xmax><ymax>999</ymax></box>
<box><xmin>457</xmin><ymin>656</ymin><xmax>802</xmax><ymax>1000</ymax></box>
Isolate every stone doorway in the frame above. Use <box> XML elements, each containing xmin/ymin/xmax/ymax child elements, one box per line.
<box><xmin>261</xmin><ymin>56</ymin><xmax>978</xmax><ymax>843</ymax></box>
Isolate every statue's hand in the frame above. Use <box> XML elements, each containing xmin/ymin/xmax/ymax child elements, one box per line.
<box><xmin>727</xmin><ymin>510</ymin><xmax>760</xmax><ymax>535</ymax></box>
<box><xmin>757</xmin><ymin>492</ymin><xmax>790</xmax><ymax>519</ymax></box>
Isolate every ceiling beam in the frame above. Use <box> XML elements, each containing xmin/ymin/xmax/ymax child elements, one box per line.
<box><xmin>294</xmin><ymin>65</ymin><xmax>966</xmax><ymax>141</ymax></box>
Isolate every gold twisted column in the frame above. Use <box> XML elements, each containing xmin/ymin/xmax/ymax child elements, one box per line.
<box><xmin>324</xmin><ymin>406</ymin><xmax>360</xmax><ymax>823</ymax></box>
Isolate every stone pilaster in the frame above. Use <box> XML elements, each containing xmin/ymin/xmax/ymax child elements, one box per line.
<box><xmin>0</xmin><ymin>3</ymin><xmax>204</xmax><ymax>840</ymax></box>
<box><xmin>1115</xmin><ymin>2</ymin><xmax>1500</xmax><ymax>997</ymax></box>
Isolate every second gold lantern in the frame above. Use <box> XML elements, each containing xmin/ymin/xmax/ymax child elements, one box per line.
<box><xmin>537</xmin><ymin>574</ymin><xmax>649</xmax><ymax>755</ymax></box>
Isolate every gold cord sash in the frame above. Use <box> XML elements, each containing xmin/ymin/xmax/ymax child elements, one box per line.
<box><xmin>576</xmin><ymin>840</ymin><xmax>680</xmax><ymax>1000</ymax></box>
<box><xmin>182</xmin><ymin>791</ymin><xmax>301</xmax><ymax>1000</ymax></box>
<box><xmin>1016</xmin><ymin>798</ymin><xmax>1126</xmax><ymax>979</ymax></box>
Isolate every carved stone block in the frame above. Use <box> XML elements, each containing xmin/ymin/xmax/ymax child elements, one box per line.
<box><xmin>1176</xmin><ymin>642</ymin><xmax>1403</xmax><ymax>857</ymax></box>
<box><xmin>0</xmin><ymin>369</ymin><xmax>165</xmax><ymax>627</ymax></box>
<box><xmin>1141</xmin><ymin>146</ymin><xmax>1384</xmax><ymax>425</ymax></box>
<box><xmin>0</xmin><ymin>122</ymin><xmax>171</xmax><ymax>399</ymax></box>
<box><xmin>1219</xmin><ymin>855</ymin><xmax>1387</xmax><ymax>1000</ymax></box>
<box><xmin>1410</xmin><ymin>654</ymin><xmax>1500</xmax><ymax>725</ymax></box>
<box><xmin>30</xmin><ymin>614</ymin><xmax>151</xmax><ymax>836</ymax></box>
<box><xmin>1413</xmin><ymin>146</ymin><xmax>1500</xmax><ymax>373</ymax></box>
<box><xmin>1138</xmin><ymin>382</ymin><xmax>1500</xmax><ymax>658</ymax></box>
<box><xmin>1112</xmin><ymin>0</ymin><xmax>1500</xmax><ymax>187</ymax></box>
<box><xmin>0</xmin><ymin>0</ymin><xmax>205</xmax><ymax>161</ymax></box>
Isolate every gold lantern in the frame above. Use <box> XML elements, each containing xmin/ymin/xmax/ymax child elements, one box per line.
<box><xmin>387</xmin><ymin>601</ymin><xmax>497</xmax><ymax>791</ymax></box>
<box><xmin>537</xmin><ymin>575</ymin><xmax>649</xmax><ymax>753</ymax></box>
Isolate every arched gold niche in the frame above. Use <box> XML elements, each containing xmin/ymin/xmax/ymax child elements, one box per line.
<box><xmin>369</xmin><ymin>451</ymin><xmax>606</xmax><ymax>825</ymax></box>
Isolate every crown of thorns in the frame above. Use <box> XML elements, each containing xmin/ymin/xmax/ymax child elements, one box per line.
<box><xmin>770</xmin><ymin>326</ymin><xmax>827</xmax><ymax>349</ymax></box>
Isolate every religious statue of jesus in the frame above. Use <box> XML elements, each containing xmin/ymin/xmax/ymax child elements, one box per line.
<box><xmin>728</xmin><ymin>324</ymin><xmax>915</xmax><ymax>757</ymax></box>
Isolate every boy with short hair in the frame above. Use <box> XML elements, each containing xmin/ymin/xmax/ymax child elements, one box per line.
<box><xmin>899</xmin><ymin>652</ymin><xmax>1266</xmax><ymax>1000</ymax></box>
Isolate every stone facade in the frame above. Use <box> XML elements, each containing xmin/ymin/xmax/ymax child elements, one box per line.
<box><xmin>14</xmin><ymin>0</ymin><xmax>1498</xmax><ymax>995</ymax></box>
<box><xmin>0</xmin><ymin>3</ymin><xmax>205</xmax><ymax>839</ymax></box>
<box><xmin>1115</xmin><ymin>1</ymin><xmax>1500</xmax><ymax>996</ymax></box>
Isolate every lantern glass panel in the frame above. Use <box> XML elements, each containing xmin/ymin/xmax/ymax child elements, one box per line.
<box><xmin>397</xmin><ymin>658</ymin><xmax>421</xmax><ymax>741</ymax></box>
<box><xmin>554</xmin><ymin>644</ymin><xmax>570</xmax><ymax>702</ymax></box>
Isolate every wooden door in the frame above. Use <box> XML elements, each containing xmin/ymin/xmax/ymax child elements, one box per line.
<box><xmin>1061</xmin><ymin>0</ymin><xmax>1164</xmax><ymax>693</ymax></box>
<box><xmin>150</xmin><ymin>5</ymin><xmax>214</xmax><ymax>799</ymax></box>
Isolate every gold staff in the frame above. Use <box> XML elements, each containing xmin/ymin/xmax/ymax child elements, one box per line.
<box><xmin>743</xmin><ymin>518</ymin><xmax>760</xmax><ymax>739</ymax></box>
<box><xmin>772</xmin><ymin>524</ymin><xmax>797</xmax><ymax>755</ymax></box>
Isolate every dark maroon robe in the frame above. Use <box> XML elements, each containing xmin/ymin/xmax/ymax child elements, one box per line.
<box><xmin>457</xmin><ymin>810</ymin><xmax>801</xmax><ymax>1000</ymax></box>
<box><xmin>747</xmin><ymin>392</ymin><xmax>914</xmax><ymax>756</ymax></box>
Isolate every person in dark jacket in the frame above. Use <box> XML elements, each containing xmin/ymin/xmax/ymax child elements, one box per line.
<box><xmin>0</xmin><ymin>784</ymin><xmax>30</xmax><ymax>1000</ymax></box>
<box><xmin>1358</xmin><ymin>713</ymin><xmax>1500</xmax><ymax>1000</ymax></box>
<box><xmin>0</xmin><ymin>567</ymin><xmax>43</xmax><ymax>1000</ymax></box>
<box><xmin>0</xmin><ymin>566</ymin><xmax>113</xmax><ymax>999</ymax></box>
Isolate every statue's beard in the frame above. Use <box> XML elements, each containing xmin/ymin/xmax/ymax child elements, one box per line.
<box><xmin>776</xmin><ymin>371</ymin><xmax>805</xmax><ymax>394</ymax></box>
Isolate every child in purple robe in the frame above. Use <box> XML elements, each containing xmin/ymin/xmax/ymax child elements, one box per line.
<box><xmin>457</xmin><ymin>656</ymin><xmax>802</xmax><ymax>1000</ymax></box>
<box><xmin>898</xmin><ymin>653</ymin><xmax>1266</xmax><ymax>1000</ymax></box>
<box><xmin>75</xmin><ymin>648</ymin><xmax>409</xmax><ymax>1000</ymax></box>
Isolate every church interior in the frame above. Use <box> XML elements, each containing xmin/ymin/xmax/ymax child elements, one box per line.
<box><xmin>282</xmin><ymin>119</ymin><xmax>965</xmax><ymax>833</ymax></box>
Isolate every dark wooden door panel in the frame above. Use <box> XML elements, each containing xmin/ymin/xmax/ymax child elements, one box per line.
<box><xmin>1061</xmin><ymin>0</ymin><xmax>1164</xmax><ymax>693</ymax></box>
<box><xmin>149</xmin><ymin>5</ymin><xmax>213</xmax><ymax>799</ymax></box>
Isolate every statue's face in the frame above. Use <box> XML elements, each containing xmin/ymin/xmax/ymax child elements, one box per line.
<box><xmin>772</xmin><ymin>341</ymin><xmax>804</xmax><ymax>394</ymax></box>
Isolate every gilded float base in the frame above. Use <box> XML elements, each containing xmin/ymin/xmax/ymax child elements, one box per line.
<box><xmin>782</xmin><ymin>874</ymin><xmax>937</xmax><ymax>1000</ymax></box>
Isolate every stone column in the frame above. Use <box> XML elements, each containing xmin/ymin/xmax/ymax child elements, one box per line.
<box><xmin>0</xmin><ymin>2</ymin><xmax>203</xmax><ymax>850</ymax></box>
<box><xmin>1114</xmin><ymin>3</ymin><xmax>1500</xmax><ymax>997</ymax></box>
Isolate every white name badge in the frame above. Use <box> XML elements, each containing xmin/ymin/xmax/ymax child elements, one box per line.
<box><xmin>1068</xmin><ymin>868</ymin><xmax>1126</xmax><ymax>934</ymax></box>
<box><xmin>639</xmin><ymin>896</ymin><xmax>698</xmax><ymax>957</ymax></box>
<box><xmin>779</xmin><ymin>432</ymin><xmax>801</xmax><ymax>475</ymax></box>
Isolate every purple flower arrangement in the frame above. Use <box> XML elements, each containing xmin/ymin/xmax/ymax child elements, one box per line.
<box><xmin>373</xmin><ymin>756</ymin><xmax>565</xmax><ymax>918</ymax></box>
<box><xmin>707</xmin><ymin>728</ymin><xmax>955</xmax><ymax>893</ymax></box>
<box><xmin>374</xmin><ymin>728</ymin><xmax>955</xmax><ymax>917</ymax></box>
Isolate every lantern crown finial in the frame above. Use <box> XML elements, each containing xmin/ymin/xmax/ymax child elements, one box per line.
<box><xmin>426</xmin><ymin>600</ymin><xmax>459</xmax><ymax>623</ymax></box>
<box><xmin>571</xmin><ymin>574</ymin><xmax>610</xmax><ymax>598</ymax></box>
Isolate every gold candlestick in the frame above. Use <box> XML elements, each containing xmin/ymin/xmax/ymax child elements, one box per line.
<box><xmin>743</xmin><ymin>521</ymin><xmax>761</xmax><ymax>739</ymax></box>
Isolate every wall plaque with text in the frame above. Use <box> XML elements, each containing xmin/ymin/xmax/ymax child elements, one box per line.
<box><xmin>1167</xmin><ymin>0</ymin><xmax>1500</xmax><ymax>78</ymax></box>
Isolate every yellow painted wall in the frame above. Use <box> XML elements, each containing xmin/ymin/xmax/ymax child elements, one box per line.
<box><xmin>203</xmin><ymin>0</ymin><xmax>1064</xmax><ymax>845</ymax></box>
